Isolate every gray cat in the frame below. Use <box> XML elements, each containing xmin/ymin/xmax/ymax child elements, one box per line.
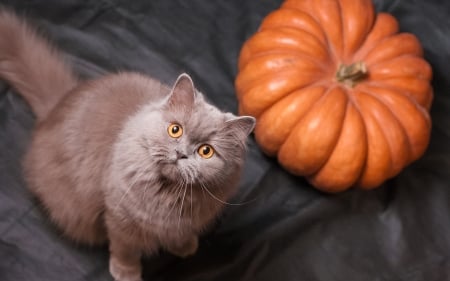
<box><xmin>0</xmin><ymin>10</ymin><xmax>255</xmax><ymax>281</ymax></box>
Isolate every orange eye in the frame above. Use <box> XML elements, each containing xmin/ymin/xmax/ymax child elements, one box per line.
<box><xmin>168</xmin><ymin>123</ymin><xmax>183</xmax><ymax>138</ymax></box>
<box><xmin>198</xmin><ymin>144</ymin><xmax>214</xmax><ymax>159</ymax></box>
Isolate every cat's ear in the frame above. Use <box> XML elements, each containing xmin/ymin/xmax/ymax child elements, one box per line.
<box><xmin>223</xmin><ymin>115</ymin><xmax>256</xmax><ymax>140</ymax></box>
<box><xmin>167</xmin><ymin>73</ymin><xmax>196</xmax><ymax>110</ymax></box>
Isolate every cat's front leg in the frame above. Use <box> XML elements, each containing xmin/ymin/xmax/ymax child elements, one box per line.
<box><xmin>165</xmin><ymin>235</ymin><xmax>199</xmax><ymax>258</ymax></box>
<box><xmin>108</xmin><ymin>237</ymin><xmax>143</xmax><ymax>281</ymax></box>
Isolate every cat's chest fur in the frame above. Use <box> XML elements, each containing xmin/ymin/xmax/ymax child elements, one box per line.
<box><xmin>105</xmin><ymin>178</ymin><xmax>223</xmax><ymax>253</ymax></box>
<box><xmin>114</xmin><ymin>180</ymin><xmax>220</xmax><ymax>233</ymax></box>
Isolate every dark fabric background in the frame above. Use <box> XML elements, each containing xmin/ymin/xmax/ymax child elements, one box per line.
<box><xmin>0</xmin><ymin>0</ymin><xmax>449</xmax><ymax>280</ymax></box>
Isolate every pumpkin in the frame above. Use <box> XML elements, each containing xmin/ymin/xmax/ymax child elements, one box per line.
<box><xmin>235</xmin><ymin>0</ymin><xmax>433</xmax><ymax>192</ymax></box>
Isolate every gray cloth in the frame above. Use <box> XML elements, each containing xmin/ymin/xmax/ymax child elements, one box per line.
<box><xmin>0</xmin><ymin>0</ymin><xmax>449</xmax><ymax>280</ymax></box>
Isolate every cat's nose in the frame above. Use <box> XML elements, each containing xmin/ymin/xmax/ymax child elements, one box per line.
<box><xmin>175</xmin><ymin>150</ymin><xmax>188</xmax><ymax>159</ymax></box>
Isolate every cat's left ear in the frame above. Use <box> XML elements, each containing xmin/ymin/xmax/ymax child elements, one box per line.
<box><xmin>223</xmin><ymin>115</ymin><xmax>256</xmax><ymax>140</ymax></box>
<box><xmin>167</xmin><ymin>73</ymin><xmax>196</xmax><ymax>110</ymax></box>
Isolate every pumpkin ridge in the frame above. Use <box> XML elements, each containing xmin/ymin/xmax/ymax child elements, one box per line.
<box><xmin>362</xmin><ymin>33</ymin><xmax>423</xmax><ymax>65</ymax></box>
<box><xmin>365</xmin><ymin>79</ymin><xmax>431</xmax><ymax>108</ymax></box>
<box><xmin>357</xmin><ymin>89</ymin><xmax>413</xmax><ymax>172</ymax></box>
<box><xmin>354</xmin><ymin>92</ymin><xmax>394</xmax><ymax>188</ymax></box>
<box><xmin>353</xmin><ymin>13</ymin><xmax>399</xmax><ymax>61</ymax></box>
<box><xmin>239</xmin><ymin>52</ymin><xmax>330</xmax><ymax>74</ymax></box>
<box><xmin>357</xmin><ymin>86</ymin><xmax>415</xmax><ymax>142</ymax></box>
<box><xmin>314</xmin><ymin>0</ymin><xmax>345</xmax><ymax>62</ymax></box>
<box><xmin>239</xmin><ymin>70</ymin><xmax>327</xmax><ymax>117</ymax></box>
<box><xmin>268</xmin><ymin>83</ymin><xmax>330</xmax><ymax>123</ymax></box>
<box><xmin>312</xmin><ymin>89</ymin><xmax>348</xmax><ymax>168</ymax></box>
<box><xmin>317</xmin><ymin>0</ymin><xmax>343</xmax><ymax>65</ymax></box>
<box><xmin>256</xmin><ymin>85</ymin><xmax>327</xmax><ymax>155</ymax></box>
<box><xmin>275</xmin><ymin>84</ymin><xmax>327</xmax><ymax>125</ymax></box>
<box><xmin>259</xmin><ymin>9</ymin><xmax>328</xmax><ymax>45</ymax></box>
<box><xmin>339</xmin><ymin>0</ymin><xmax>376</xmax><ymax>61</ymax></box>
<box><xmin>279</xmin><ymin>85</ymin><xmax>348</xmax><ymax>175</ymax></box>
<box><xmin>364</xmin><ymin>54</ymin><xmax>428</xmax><ymax>71</ymax></box>
<box><xmin>258</xmin><ymin>27</ymin><xmax>331</xmax><ymax>58</ymax></box>
<box><xmin>239</xmin><ymin>50</ymin><xmax>331</xmax><ymax>76</ymax></box>
<box><xmin>340</xmin><ymin>87</ymin><xmax>362</xmax><ymax>112</ymax></box>
<box><xmin>365</xmin><ymin>56</ymin><xmax>432</xmax><ymax>83</ymax></box>
<box><xmin>239</xmin><ymin>26</ymin><xmax>328</xmax><ymax>55</ymax></box>
<box><xmin>238</xmin><ymin>53</ymin><xmax>326</xmax><ymax>79</ymax></box>
<box><xmin>324</xmin><ymin>86</ymin><xmax>370</xmax><ymax>187</ymax></box>
<box><xmin>360</xmin><ymin>83</ymin><xmax>431</xmax><ymax>138</ymax></box>
<box><xmin>336</xmin><ymin>0</ymin><xmax>346</xmax><ymax>61</ymax></box>
<box><xmin>284</xmin><ymin>0</ymin><xmax>343</xmax><ymax>64</ymax></box>
<box><xmin>366</xmin><ymin>53</ymin><xmax>430</xmax><ymax>67</ymax></box>
<box><xmin>237</xmin><ymin>66</ymin><xmax>325</xmax><ymax>96</ymax></box>
<box><xmin>309</xmin><ymin>99</ymin><xmax>368</xmax><ymax>190</ymax></box>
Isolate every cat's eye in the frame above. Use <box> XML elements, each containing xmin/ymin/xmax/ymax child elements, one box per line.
<box><xmin>168</xmin><ymin>123</ymin><xmax>183</xmax><ymax>138</ymax></box>
<box><xmin>198</xmin><ymin>144</ymin><xmax>214</xmax><ymax>159</ymax></box>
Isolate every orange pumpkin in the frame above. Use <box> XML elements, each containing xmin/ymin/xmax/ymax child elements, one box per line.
<box><xmin>235</xmin><ymin>0</ymin><xmax>433</xmax><ymax>192</ymax></box>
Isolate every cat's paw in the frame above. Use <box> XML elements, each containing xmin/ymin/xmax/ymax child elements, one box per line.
<box><xmin>109</xmin><ymin>257</ymin><xmax>142</xmax><ymax>281</ymax></box>
<box><xmin>167</xmin><ymin>236</ymin><xmax>198</xmax><ymax>258</ymax></box>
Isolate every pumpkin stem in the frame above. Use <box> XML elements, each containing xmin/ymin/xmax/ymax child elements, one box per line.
<box><xmin>336</xmin><ymin>61</ymin><xmax>368</xmax><ymax>87</ymax></box>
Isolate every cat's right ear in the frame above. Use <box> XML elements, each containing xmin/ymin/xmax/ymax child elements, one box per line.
<box><xmin>167</xmin><ymin>73</ymin><xmax>196</xmax><ymax>111</ymax></box>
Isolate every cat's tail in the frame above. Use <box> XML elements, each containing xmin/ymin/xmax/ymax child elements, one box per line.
<box><xmin>0</xmin><ymin>10</ymin><xmax>78</xmax><ymax>121</ymax></box>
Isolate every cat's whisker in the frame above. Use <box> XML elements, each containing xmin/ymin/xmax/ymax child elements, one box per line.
<box><xmin>113</xmin><ymin>166</ymin><xmax>149</xmax><ymax>211</ymax></box>
<box><xmin>141</xmin><ymin>175</ymin><xmax>154</xmax><ymax>201</ymax></box>
<box><xmin>178</xmin><ymin>180</ymin><xmax>188</xmax><ymax>229</ymax></box>
<box><xmin>128</xmin><ymin>165</ymin><xmax>151</xmax><ymax>190</ymax></box>
<box><xmin>200</xmin><ymin>182</ymin><xmax>206</xmax><ymax>202</ymax></box>
<box><xmin>200</xmin><ymin>182</ymin><xmax>254</xmax><ymax>206</ymax></box>
<box><xmin>176</xmin><ymin>166</ymin><xmax>194</xmax><ymax>224</ymax></box>
<box><xmin>165</xmin><ymin>180</ymin><xmax>185</xmax><ymax>221</ymax></box>
<box><xmin>168</xmin><ymin>176</ymin><xmax>189</xmax><ymax>220</ymax></box>
<box><xmin>190</xmin><ymin>183</ymin><xmax>193</xmax><ymax>225</ymax></box>
<box><xmin>182</xmin><ymin>164</ymin><xmax>197</xmax><ymax>185</ymax></box>
<box><xmin>151</xmin><ymin>152</ymin><xmax>167</xmax><ymax>159</ymax></box>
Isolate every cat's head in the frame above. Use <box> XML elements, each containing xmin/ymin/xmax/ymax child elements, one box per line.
<box><xmin>116</xmin><ymin>73</ymin><xmax>255</xmax><ymax>192</ymax></box>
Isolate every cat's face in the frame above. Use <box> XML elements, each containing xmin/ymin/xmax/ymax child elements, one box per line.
<box><xmin>116</xmin><ymin>74</ymin><xmax>255</xmax><ymax>190</ymax></box>
<box><xmin>154</xmin><ymin>102</ymin><xmax>240</xmax><ymax>186</ymax></box>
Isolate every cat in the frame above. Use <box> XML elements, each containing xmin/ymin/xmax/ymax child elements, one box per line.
<box><xmin>0</xmin><ymin>10</ymin><xmax>255</xmax><ymax>281</ymax></box>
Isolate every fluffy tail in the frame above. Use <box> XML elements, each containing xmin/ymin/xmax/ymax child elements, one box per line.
<box><xmin>0</xmin><ymin>10</ymin><xmax>78</xmax><ymax>121</ymax></box>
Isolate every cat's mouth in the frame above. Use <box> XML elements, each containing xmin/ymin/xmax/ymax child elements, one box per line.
<box><xmin>159</xmin><ymin>161</ymin><xmax>197</xmax><ymax>185</ymax></box>
<box><xmin>160</xmin><ymin>162</ymin><xmax>178</xmax><ymax>180</ymax></box>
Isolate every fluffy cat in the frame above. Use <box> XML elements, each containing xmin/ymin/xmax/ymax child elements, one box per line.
<box><xmin>0</xmin><ymin>10</ymin><xmax>255</xmax><ymax>281</ymax></box>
